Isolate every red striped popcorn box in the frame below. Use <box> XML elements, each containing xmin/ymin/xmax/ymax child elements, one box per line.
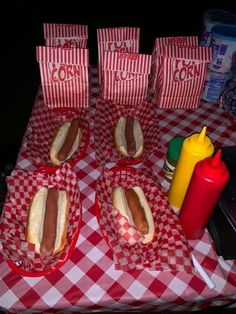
<box><xmin>156</xmin><ymin>45</ymin><xmax>212</xmax><ymax>109</ymax></box>
<box><xmin>150</xmin><ymin>36</ymin><xmax>199</xmax><ymax>92</ymax></box>
<box><xmin>95</xmin><ymin>167</ymin><xmax>194</xmax><ymax>272</ymax></box>
<box><xmin>97</xmin><ymin>27</ymin><xmax>140</xmax><ymax>83</ymax></box>
<box><xmin>0</xmin><ymin>163</ymin><xmax>81</xmax><ymax>275</ymax></box>
<box><xmin>36</xmin><ymin>46</ymin><xmax>89</xmax><ymax>108</ymax></box>
<box><xmin>43</xmin><ymin>23</ymin><xmax>88</xmax><ymax>48</ymax></box>
<box><xmin>102</xmin><ymin>51</ymin><xmax>151</xmax><ymax>106</ymax></box>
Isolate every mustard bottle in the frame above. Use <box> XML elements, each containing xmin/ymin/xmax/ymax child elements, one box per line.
<box><xmin>168</xmin><ymin>126</ymin><xmax>214</xmax><ymax>214</ymax></box>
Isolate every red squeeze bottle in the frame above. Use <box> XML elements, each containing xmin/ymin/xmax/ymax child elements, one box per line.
<box><xmin>179</xmin><ymin>150</ymin><xmax>230</xmax><ymax>240</ymax></box>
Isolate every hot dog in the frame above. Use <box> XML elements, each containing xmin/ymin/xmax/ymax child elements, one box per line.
<box><xmin>125</xmin><ymin>188</ymin><xmax>149</xmax><ymax>235</ymax></box>
<box><xmin>26</xmin><ymin>187</ymin><xmax>69</xmax><ymax>255</ymax></box>
<box><xmin>40</xmin><ymin>188</ymin><xmax>58</xmax><ymax>255</ymax></box>
<box><xmin>112</xmin><ymin>186</ymin><xmax>154</xmax><ymax>244</ymax></box>
<box><xmin>114</xmin><ymin>116</ymin><xmax>144</xmax><ymax>158</ymax></box>
<box><xmin>125</xmin><ymin>116</ymin><xmax>136</xmax><ymax>156</ymax></box>
<box><xmin>50</xmin><ymin>118</ymin><xmax>82</xmax><ymax>166</ymax></box>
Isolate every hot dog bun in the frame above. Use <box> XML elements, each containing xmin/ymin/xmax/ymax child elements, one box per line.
<box><xmin>26</xmin><ymin>187</ymin><xmax>69</xmax><ymax>255</ymax></box>
<box><xmin>50</xmin><ymin>119</ymin><xmax>82</xmax><ymax>166</ymax></box>
<box><xmin>112</xmin><ymin>186</ymin><xmax>154</xmax><ymax>244</ymax></box>
<box><xmin>114</xmin><ymin>117</ymin><xmax>144</xmax><ymax>158</ymax></box>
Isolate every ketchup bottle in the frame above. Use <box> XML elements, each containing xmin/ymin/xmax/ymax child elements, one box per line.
<box><xmin>179</xmin><ymin>150</ymin><xmax>230</xmax><ymax>240</ymax></box>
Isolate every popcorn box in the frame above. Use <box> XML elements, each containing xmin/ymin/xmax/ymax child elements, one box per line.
<box><xmin>102</xmin><ymin>51</ymin><xmax>151</xmax><ymax>106</ymax></box>
<box><xmin>36</xmin><ymin>46</ymin><xmax>89</xmax><ymax>108</ymax></box>
<box><xmin>43</xmin><ymin>23</ymin><xmax>88</xmax><ymax>48</ymax></box>
<box><xmin>156</xmin><ymin>45</ymin><xmax>212</xmax><ymax>109</ymax></box>
<box><xmin>97</xmin><ymin>27</ymin><xmax>140</xmax><ymax>83</ymax></box>
<box><xmin>150</xmin><ymin>36</ymin><xmax>199</xmax><ymax>91</ymax></box>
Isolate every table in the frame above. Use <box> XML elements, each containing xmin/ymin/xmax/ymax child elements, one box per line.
<box><xmin>0</xmin><ymin>66</ymin><xmax>236</xmax><ymax>313</ymax></box>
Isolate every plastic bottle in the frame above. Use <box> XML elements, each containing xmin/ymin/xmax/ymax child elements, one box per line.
<box><xmin>208</xmin><ymin>24</ymin><xmax>236</xmax><ymax>74</ymax></box>
<box><xmin>179</xmin><ymin>150</ymin><xmax>230</xmax><ymax>239</ymax></box>
<box><xmin>201</xmin><ymin>68</ymin><xmax>231</xmax><ymax>102</ymax></box>
<box><xmin>162</xmin><ymin>136</ymin><xmax>185</xmax><ymax>182</ymax></box>
<box><xmin>168</xmin><ymin>126</ymin><xmax>214</xmax><ymax>214</ymax></box>
<box><xmin>200</xmin><ymin>9</ymin><xmax>236</xmax><ymax>46</ymax></box>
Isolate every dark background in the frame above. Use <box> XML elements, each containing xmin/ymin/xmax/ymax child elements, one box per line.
<box><xmin>2</xmin><ymin>0</ymin><xmax>236</xmax><ymax>156</ymax></box>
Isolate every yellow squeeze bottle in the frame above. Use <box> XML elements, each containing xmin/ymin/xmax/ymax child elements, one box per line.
<box><xmin>168</xmin><ymin>126</ymin><xmax>214</xmax><ymax>214</ymax></box>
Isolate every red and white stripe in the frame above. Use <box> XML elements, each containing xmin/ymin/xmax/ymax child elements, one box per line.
<box><xmin>157</xmin><ymin>95</ymin><xmax>202</xmax><ymax>109</ymax></box>
<box><xmin>102</xmin><ymin>51</ymin><xmax>151</xmax><ymax>106</ymax></box>
<box><xmin>36</xmin><ymin>46</ymin><xmax>89</xmax><ymax>108</ymax></box>
<box><xmin>97</xmin><ymin>27</ymin><xmax>140</xmax><ymax>83</ymax></box>
<box><xmin>150</xmin><ymin>36</ymin><xmax>198</xmax><ymax>91</ymax></box>
<box><xmin>156</xmin><ymin>45</ymin><xmax>212</xmax><ymax>109</ymax></box>
<box><xmin>43</xmin><ymin>23</ymin><xmax>88</xmax><ymax>48</ymax></box>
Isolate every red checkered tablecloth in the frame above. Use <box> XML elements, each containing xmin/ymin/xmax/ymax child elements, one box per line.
<box><xmin>0</xmin><ymin>66</ymin><xmax>236</xmax><ymax>313</ymax></box>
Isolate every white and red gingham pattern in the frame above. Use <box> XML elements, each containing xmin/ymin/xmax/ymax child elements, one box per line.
<box><xmin>96</xmin><ymin>167</ymin><xmax>193</xmax><ymax>272</ymax></box>
<box><xmin>102</xmin><ymin>51</ymin><xmax>151</xmax><ymax>106</ymax></box>
<box><xmin>0</xmin><ymin>66</ymin><xmax>236</xmax><ymax>313</ymax></box>
<box><xmin>43</xmin><ymin>23</ymin><xmax>88</xmax><ymax>48</ymax></box>
<box><xmin>156</xmin><ymin>45</ymin><xmax>212</xmax><ymax>109</ymax></box>
<box><xmin>94</xmin><ymin>98</ymin><xmax>161</xmax><ymax>165</ymax></box>
<box><xmin>22</xmin><ymin>101</ymin><xmax>89</xmax><ymax>168</ymax></box>
<box><xmin>97</xmin><ymin>27</ymin><xmax>140</xmax><ymax>83</ymax></box>
<box><xmin>36</xmin><ymin>46</ymin><xmax>89</xmax><ymax>108</ymax></box>
<box><xmin>0</xmin><ymin>163</ymin><xmax>81</xmax><ymax>274</ymax></box>
<box><xmin>150</xmin><ymin>36</ymin><xmax>198</xmax><ymax>91</ymax></box>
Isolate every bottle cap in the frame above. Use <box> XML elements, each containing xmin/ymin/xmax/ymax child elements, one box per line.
<box><xmin>201</xmin><ymin>149</ymin><xmax>230</xmax><ymax>180</ymax></box>
<box><xmin>211</xmin><ymin>149</ymin><xmax>222</xmax><ymax>167</ymax></box>
<box><xmin>185</xmin><ymin>126</ymin><xmax>214</xmax><ymax>156</ymax></box>
<box><xmin>168</xmin><ymin>137</ymin><xmax>185</xmax><ymax>162</ymax></box>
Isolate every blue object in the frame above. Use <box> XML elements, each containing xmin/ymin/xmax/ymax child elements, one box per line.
<box><xmin>212</xmin><ymin>24</ymin><xmax>236</xmax><ymax>42</ymax></box>
<box><xmin>202</xmin><ymin>69</ymin><xmax>230</xmax><ymax>102</ymax></box>
<box><xmin>200</xmin><ymin>10</ymin><xmax>236</xmax><ymax>46</ymax></box>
